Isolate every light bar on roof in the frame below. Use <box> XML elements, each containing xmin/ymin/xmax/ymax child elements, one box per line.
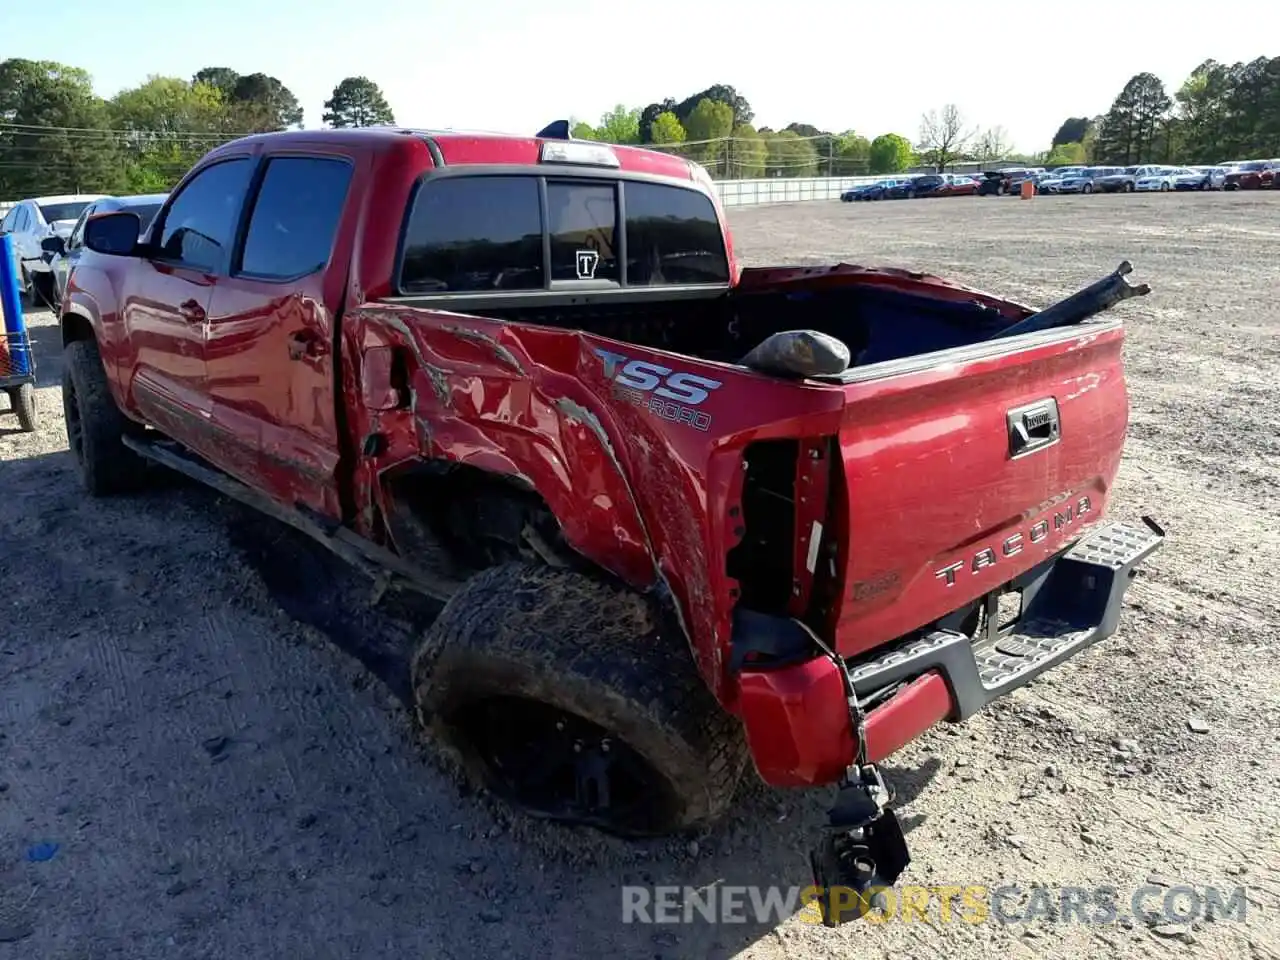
<box><xmin>539</xmin><ymin>140</ymin><xmax>620</xmax><ymax>168</ymax></box>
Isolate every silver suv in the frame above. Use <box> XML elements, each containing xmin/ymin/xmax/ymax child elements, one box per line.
<box><xmin>0</xmin><ymin>194</ymin><xmax>105</xmax><ymax>304</ymax></box>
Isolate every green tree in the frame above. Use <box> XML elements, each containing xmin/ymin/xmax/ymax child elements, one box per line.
<box><xmin>569</xmin><ymin>119</ymin><xmax>598</xmax><ymax>140</ymax></box>
<box><xmin>683</xmin><ymin>98</ymin><xmax>734</xmax><ymax>169</ymax></box>
<box><xmin>323</xmin><ymin>76</ymin><xmax>395</xmax><ymax>128</ymax></box>
<box><xmin>764</xmin><ymin>130</ymin><xmax>818</xmax><ymax>177</ymax></box>
<box><xmin>726</xmin><ymin>123</ymin><xmax>765</xmax><ymax>178</ymax></box>
<box><xmin>110</xmin><ymin>75</ymin><xmax>231</xmax><ymax>189</ymax></box>
<box><xmin>868</xmin><ymin>133</ymin><xmax>915</xmax><ymax>174</ymax></box>
<box><xmin>637</xmin><ymin>98</ymin><xmax>677</xmax><ymax>143</ymax></box>
<box><xmin>596</xmin><ymin>104</ymin><xmax>640</xmax><ymax>144</ymax></box>
<box><xmin>1095</xmin><ymin>72</ymin><xmax>1172</xmax><ymax>164</ymax></box>
<box><xmin>675</xmin><ymin>85</ymin><xmax>753</xmax><ymax>127</ymax></box>
<box><xmin>1045</xmin><ymin>141</ymin><xmax>1087</xmax><ymax>165</ymax></box>
<box><xmin>648</xmin><ymin>111</ymin><xmax>686</xmax><ymax>145</ymax></box>
<box><xmin>229</xmin><ymin>72</ymin><xmax>304</xmax><ymax>131</ymax></box>
<box><xmin>833</xmin><ymin>130</ymin><xmax>871</xmax><ymax>175</ymax></box>
<box><xmin>0</xmin><ymin>58</ymin><xmax>124</xmax><ymax>197</ymax></box>
<box><xmin>191</xmin><ymin>67</ymin><xmax>240</xmax><ymax>102</ymax></box>
<box><xmin>1051</xmin><ymin>117</ymin><xmax>1092</xmax><ymax>146</ymax></box>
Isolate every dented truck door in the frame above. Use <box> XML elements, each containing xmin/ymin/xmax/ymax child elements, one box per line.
<box><xmin>201</xmin><ymin>150</ymin><xmax>364</xmax><ymax>519</ymax></box>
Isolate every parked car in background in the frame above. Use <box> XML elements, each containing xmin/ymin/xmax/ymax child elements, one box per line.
<box><xmin>977</xmin><ymin>170</ymin><xmax>1008</xmax><ymax>195</ymax></box>
<box><xmin>0</xmin><ymin>193</ymin><xmax>106</xmax><ymax>303</ymax></box>
<box><xmin>1174</xmin><ymin>167</ymin><xmax>1224</xmax><ymax>190</ymax></box>
<box><xmin>1223</xmin><ymin>160</ymin><xmax>1273</xmax><ymax>190</ymax></box>
<box><xmin>1093</xmin><ymin>165</ymin><xmax>1165</xmax><ymax>193</ymax></box>
<box><xmin>43</xmin><ymin>194</ymin><xmax>169</xmax><ymax>307</ymax></box>
<box><xmin>940</xmin><ymin>173</ymin><xmax>981</xmax><ymax>196</ymax></box>
<box><xmin>902</xmin><ymin>173</ymin><xmax>952</xmax><ymax>198</ymax></box>
<box><xmin>1135</xmin><ymin>167</ymin><xmax>1178</xmax><ymax>192</ymax></box>
<box><xmin>1036</xmin><ymin>167</ymin><xmax>1090</xmax><ymax>193</ymax></box>
<box><xmin>882</xmin><ymin>177</ymin><xmax>920</xmax><ymax>199</ymax></box>
<box><xmin>1001</xmin><ymin>167</ymin><xmax>1043</xmax><ymax>193</ymax></box>
<box><xmin>841</xmin><ymin>178</ymin><xmax>909</xmax><ymax>201</ymax></box>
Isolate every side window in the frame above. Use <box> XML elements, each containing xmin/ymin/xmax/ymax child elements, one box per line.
<box><xmin>546</xmin><ymin>182</ymin><xmax>618</xmax><ymax>282</ymax></box>
<box><xmin>624</xmin><ymin>181</ymin><xmax>730</xmax><ymax>286</ymax></box>
<box><xmin>13</xmin><ymin>206</ymin><xmax>29</xmax><ymax>232</ymax></box>
<box><xmin>0</xmin><ymin>207</ymin><xmax>15</xmax><ymax>233</ymax></box>
<box><xmin>68</xmin><ymin>205</ymin><xmax>96</xmax><ymax>250</ymax></box>
<box><xmin>239</xmin><ymin>157</ymin><xmax>353</xmax><ymax>280</ymax></box>
<box><xmin>155</xmin><ymin>158</ymin><xmax>254</xmax><ymax>272</ymax></box>
<box><xmin>399</xmin><ymin>176</ymin><xmax>543</xmax><ymax>293</ymax></box>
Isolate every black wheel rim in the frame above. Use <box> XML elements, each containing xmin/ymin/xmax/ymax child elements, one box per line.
<box><xmin>447</xmin><ymin>696</ymin><xmax>680</xmax><ymax>835</ymax></box>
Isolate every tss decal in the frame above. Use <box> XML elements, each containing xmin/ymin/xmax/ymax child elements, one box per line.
<box><xmin>593</xmin><ymin>348</ymin><xmax>722</xmax><ymax>431</ymax></box>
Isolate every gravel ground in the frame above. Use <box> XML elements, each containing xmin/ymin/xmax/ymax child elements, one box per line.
<box><xmin>2</xmin><ymin>191</ymin><xmax>1278</xmax><ymax>959</ymax></box>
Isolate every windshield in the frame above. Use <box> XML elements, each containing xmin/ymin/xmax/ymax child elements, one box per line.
<box><xmin>1240</xmin><ymin>161</ymin><xmax>1267</xmax><ymax>171</ymax></box>
<box><xmin>39</xmin><ymin>201</ymin><xmax>94</xmax><ymax>223</ymax></box>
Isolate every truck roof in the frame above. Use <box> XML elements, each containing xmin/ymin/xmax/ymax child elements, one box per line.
<box><xmin>212</xmin><ymin>126</ymin><xmax>700</xmax><ymax>181</ymax></box>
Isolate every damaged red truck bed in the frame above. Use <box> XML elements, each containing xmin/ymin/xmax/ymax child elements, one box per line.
<box><xmin>59</xmin><ymin>123</ymin><xmax>1162</xmax><ymax>923</ymax></box>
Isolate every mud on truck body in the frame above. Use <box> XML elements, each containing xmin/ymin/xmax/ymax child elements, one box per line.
<box><xmin>61</xmin><ymin>122</ymin><xmax>1163</xmax><ymax>924</ymax></box>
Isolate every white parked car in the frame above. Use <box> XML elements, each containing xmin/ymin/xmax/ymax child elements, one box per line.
<box><xmin>0</xmin><ymin>194</ymin><xmax>106</xmax><ymax>304</ymax></box>
<box><xmin>1134</xmin><ymin>168</ymin><xmax>1177</xmax><ymax>192</ymax></box>
<box><xmin>1177</xmin><ymin>166</ymin><xmax>1227</xmax><ymax>190</ymax></box>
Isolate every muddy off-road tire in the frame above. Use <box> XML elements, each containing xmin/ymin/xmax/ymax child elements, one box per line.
<box><xmin>62</xmin><ymin>338</ymin><xmax>147</xmax><ymax>496</ymax></box>
<box><xmin>412</xmin><ymin>563</ymin><xmax>748</xmax><ymax>836</ymax></box>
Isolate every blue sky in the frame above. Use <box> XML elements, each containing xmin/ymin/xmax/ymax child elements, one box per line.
<box><xmin>6</xmin><ymin>0</ymin><xmax>1277</xmax><ymax>153</ymax></box>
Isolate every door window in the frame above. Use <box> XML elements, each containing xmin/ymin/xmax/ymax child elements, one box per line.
<box><xmin>238</xmin><ymin>157</ymin><xmax>353</xmax><ymax>280</ymax></box>
<box><xmin>154</xmin><ymin>158</ymin><xmax>254</xmax><ymax>272</ymax></box>
<box><xmin>68</xmin><ymin>205</ymin><xmax>97</xmax><ymax>250</ymax></box>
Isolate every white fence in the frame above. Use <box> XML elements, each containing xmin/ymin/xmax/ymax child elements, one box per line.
<box><xmin>24</xmin><ymin>165</ymin><xmax>1252</xmax><ymax>215</ymax></box>
<box><xmin>714</xmin><ymin>176</ymin><xmax>884</xmax><ymax>206</ymax></box>
<box><xmin>0</xmin><ymin>178</ymin><xmax>882</xmax><ymax>217</ymax></box>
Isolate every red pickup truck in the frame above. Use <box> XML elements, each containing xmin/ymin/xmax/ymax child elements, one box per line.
<box><xmin>63</xmin><ymin>123</ymin><xmax>1162</xmax><ymax>922</ymax></box>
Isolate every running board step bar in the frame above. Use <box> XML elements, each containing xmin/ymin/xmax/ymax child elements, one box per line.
<box><xmin>121</xmin><ymin>435</ymin><xmax>462</xmax><ymax>603</ymax></box>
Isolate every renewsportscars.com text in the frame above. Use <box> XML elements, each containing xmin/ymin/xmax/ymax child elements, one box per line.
<box><xmin>621</xmin><ymin>883</ymin><xmax>1249</xmax><ymax>927</ymax></box>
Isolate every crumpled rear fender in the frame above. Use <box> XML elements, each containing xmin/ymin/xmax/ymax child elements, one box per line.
<box><xmin>343</xmin><ymin>304</ymin><xmax>844</xmax><ymax>707</ymax></box>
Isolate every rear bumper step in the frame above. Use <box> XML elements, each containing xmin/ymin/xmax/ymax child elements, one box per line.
<box><xmin>850</xmin><ymin>518</ymin><xmax>1163</xmax><ymax>718</ymax></box>
<box><xmin>737</xmin><ymin>518</ymin><xmax>1164</xmax><ymax>786</ymax></box>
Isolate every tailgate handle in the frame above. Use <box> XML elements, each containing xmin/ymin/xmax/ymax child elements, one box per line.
<box><xmin>1007</xmin><ymin>398</ymin><xmax>1060</xmax><ymax>457</ymax></box>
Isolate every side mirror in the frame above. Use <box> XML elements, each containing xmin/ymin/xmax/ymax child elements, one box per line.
<box><xmin>41</xmin><ymin>235</ymin><xmax>65</xmax><ymax>256</ymax></box>
<box><xmin>84</xmin><ymin>212</ymin><xmax>142</xmax><ymax>257</ymax></box>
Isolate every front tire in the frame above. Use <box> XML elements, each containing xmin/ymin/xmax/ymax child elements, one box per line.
<box><xmin>1161</xmin><ymin>181</ymin><xmax>1170</xmax><ymax>192</ymax></box>
<box><xmin>1082</xmin><ymin>183</ymin><xmax>1094</xmax><ymax>195</ymax></box>
<box><xmin>412</xmin><ymin>563</ymin><xmax>748</xmax><ymax>836</ymax></box>
<box><xmin>62</xmin><ymin>338</ymin><xmax>147</xmax><ymax>496</ymax></box>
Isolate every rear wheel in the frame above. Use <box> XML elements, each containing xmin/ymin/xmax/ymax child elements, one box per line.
<box><xmin>1161</xmin><ymin>181</ymin><xmax>1170</xmax><ymax>192</ymax></box>
<box><xmin>6</xmin><ymin>384</ymin><xmax>36</xmax><ymax>432</ymax></box>
<box><xmin>62</xmin><ymin>338</ymin><xmax>148</xmax><ymax>496</ymax></box>
<box><xmin>412</xmin><ymin>563</ymin><xmax>748</xmax><ymax>836</ymax></box>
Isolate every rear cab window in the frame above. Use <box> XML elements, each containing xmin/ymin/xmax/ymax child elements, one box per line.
<box><xmin>397</xmin><ymin>174</ymin><xmax>729</xmax><ymax>295</ymax></box>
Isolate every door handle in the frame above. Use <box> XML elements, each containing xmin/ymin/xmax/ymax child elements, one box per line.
<box><xmin>179</xmin><ymin>299</ymin><xmax>205</xmax><ymax>323</ymax></box>
<box><xmin>288</xmin><ymin>329</ymin><xmax>326</xmax><ymax>360</ymax></box>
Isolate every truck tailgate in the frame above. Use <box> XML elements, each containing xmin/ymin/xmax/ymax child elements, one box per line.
<box><xmin>830</xmin><ymin>323</ymin><xmax>1129</xmax><ymax>658</ymax></box>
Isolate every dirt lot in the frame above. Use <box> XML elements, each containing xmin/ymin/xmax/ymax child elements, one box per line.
<box><xmin>2</xmin><ymin>192</ymin><xmax>1278</xmax><ymax>959</ymax></box>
